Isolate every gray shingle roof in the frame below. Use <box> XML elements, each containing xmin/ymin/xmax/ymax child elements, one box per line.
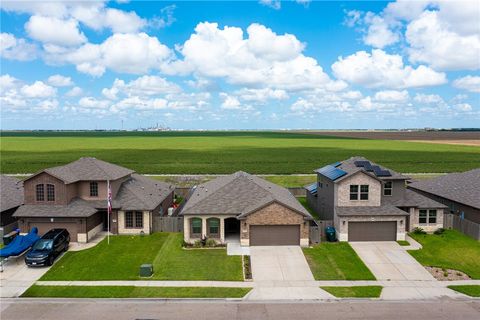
<box><xmin>408</xmin><ymin>169</ymin><xmax>480</xmax><ymax>209</ymax></box>
<box><xmin>335</xmin><ymin>204</ymin><xmax>409</xmax><ymax>217</ymax></box>
<box><xmin>13</xmin><ymin>198</ymin><xmax>98</xmax><ymax>217</ymax></box>
<box><xmin>316</xmin><ymin>156</ymin><xmax>408</xmax><ymax>182</ymax></box>
<box><xmin>180</xmin><ymin>171</ymin><xmax>312</xmax><ymax>219</ymax></box>
<box><xmin>0</xmin><ymin>175</ymin><xmax>24</xmax><ymax>212</ymax></box>
<box><xmin>115</xmin><ymin>174</ymin><xmax>174</xmax><ymax>211</ymax></box>
<box><xmin>383</xmin><ymin>189</ymin><xmax>447</xmax><ymax>209</ymax></box>
<box><xmin>30</xmin><ymin>157</ymin><xmax>134</xmax><ymax>184</ymax></box>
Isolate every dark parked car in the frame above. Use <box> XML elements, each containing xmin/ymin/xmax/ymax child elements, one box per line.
<box><xmin>25</xmin><ymin>229</ymin><xmax>70</xmax><ymax>267</ymax></box>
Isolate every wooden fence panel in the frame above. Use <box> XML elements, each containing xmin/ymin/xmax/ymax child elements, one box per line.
<box><xmin>152</xmin><ymin>216</ymin><xmax>183</xmax><ymax>232</ymax></box>
<box><xmin>309</xmin><ymin>226</ymin><xmax>320</xmax><ymax>244</ymax></box>
<box><xmin>444</xmin><ymin>213</ymin><xmax>480</xmax><ymax>240</ymax></box>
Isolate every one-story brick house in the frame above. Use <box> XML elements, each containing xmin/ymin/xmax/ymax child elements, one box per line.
<box><xmin>0</xmin><ymin>175</ymin><xmax>23</xmax><ymax>237</ymax></box>
<box><xmin>180</xmin><ymin>171</ymin><xmax>313</xmax><ymax>246</ymax></box>
<box><xmin>14</xmin><ymin>157</ymin><xmax>175</xmax><ymax>242</ymax></box>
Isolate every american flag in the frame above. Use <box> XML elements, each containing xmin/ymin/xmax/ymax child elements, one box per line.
<box><xmin>107</xmin><ymin>181</ymin><xmax>112</xmax><ymax>215</ymax></box>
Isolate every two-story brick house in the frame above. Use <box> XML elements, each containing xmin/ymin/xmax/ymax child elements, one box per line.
<box><xmin>306</xmin><ymin>157</ymin><xmax>447</xmax><ymax>241</ymax></box>
<box><xmin>13</xmin><ymin>157</ymin><xmax>174</xmax><ymax>242</ymax></box>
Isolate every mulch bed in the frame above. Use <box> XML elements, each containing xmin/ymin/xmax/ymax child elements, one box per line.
<box><xmin>426</xmin><ymin>266</ymin><xmax>471</xmax><ymax>281</ymax></box>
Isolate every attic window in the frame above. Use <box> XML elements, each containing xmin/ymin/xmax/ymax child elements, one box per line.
<box><xmin>36</xmin><ymin>184</ymin><xmax>44</xmax><ymax>201</ymax></box>
<box><xmin>90</xmin><ymin>182</ymin><xmax>98</xmax><ymax>197</ymax></box>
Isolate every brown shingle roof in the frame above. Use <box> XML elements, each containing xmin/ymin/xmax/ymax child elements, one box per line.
<box><xmin>0</xmin><ymin>175</ymin><xmax>24</xmax><ymax>212</ymax></box>
<box><xmin>180</xmin><ymin>171</ymin><xmax>312</xmax><ymax>219</ymax></box>
<box><xmin>13</xmin><ymin>198</ymin><xmax>98</xmax><ymax>217</ymax></box>
<box><xmin>28</xmin><ymin>157</ymin><xmax>134</xmax><ymax>184</ymax></box>
<box><xmin>408</xmin><ymin>169</ymin><xmax>480</xmax><ymax>209</ymax></box>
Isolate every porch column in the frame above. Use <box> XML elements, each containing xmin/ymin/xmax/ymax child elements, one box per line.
<box><xmin>202</xmin><ymin>217</ymin><xmax>207</xmax><ymax>238</ymax></box>
<box><xmin>183</xmin><ymin>217</ymin><xmax>190</xmax><ymax>243</ymax></box>
<box><xmin>220</xmin><ymin>217</ymin><xmax>225</xmax><ymax>243</ymax></box>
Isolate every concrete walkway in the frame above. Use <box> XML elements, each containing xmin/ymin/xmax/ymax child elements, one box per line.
<box><xmin>350</xmin><ymin>241</ymin><xmax>434</xmax><ymax>281</ymax></box>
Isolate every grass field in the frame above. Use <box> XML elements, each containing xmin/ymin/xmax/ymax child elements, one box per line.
<box><xmin>408</xmin><ymin>230</ymin><xmax>480</xmax><ymax>279</ymax></box>
<box><xmin>321</xmin><ymin>286</ymin><xmax>382</xmax><ymax>298</ymax></box>
<box><xmin>1</xmin><ymin>131</ymin><xmax>479</xmax><ymax>174</ymax></box>
<box><xmin>22</xmin><ymin>285</ymin><xmax>251</xmax><ymax>298</ymax></box>
<box><xmin>41</xmin><ymin>233</ymin><xmax>243</xmax><ymax>281</ymax></box>
<box><xmin>303</xmin><ymin>242</ymin><xmax>376</xmax><ymax>280</ymax></box>
<box><xmin>447</xmin><ymin>285</ymin><xmax>480</xmax><ymax>297</ymax></box>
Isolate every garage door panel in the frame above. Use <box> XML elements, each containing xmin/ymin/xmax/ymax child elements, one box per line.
<box><xmin>348</xmin><ymin>221</ymin><xmax>396</xmax><ymax>241</ymax></box>
<box><xmin>250</xmin><ymin>225</ymin><xmax>300</xmax><ymax>246</ymax></box>
<box><xmin>29</xmin><ymin>222</ymin><xmax>78</xmax><ymax>242</ymax></box>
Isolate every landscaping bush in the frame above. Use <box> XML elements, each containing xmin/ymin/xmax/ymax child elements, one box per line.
<box><xmin>412</xmin><ymin>227</ymin><xmax>426</xmax><ymax>234</ymax></box>
<box><xmin>205</xmin><ymin>239</ymin><xmax>217</xmax><ymax>247</ymax></box>
<box><xmin>243</xmin><ymin>255</ymin><xmax>252</xmax><ymax>280</ymax></box>
<box><xmin>193</xmin><ymin>240</ymin><xmax>203</xmax><ymax>248</ymax></box>
<box><xmin>434</xmin><ymin>228</ymin><xmax>445</xmax><ymax>235</ymax></box>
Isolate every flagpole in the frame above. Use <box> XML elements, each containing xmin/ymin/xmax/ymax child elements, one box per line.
<box><xmin>107</xmin><ymin>180</ymin><xmax>110</xmax><ymax>245</ymax></box>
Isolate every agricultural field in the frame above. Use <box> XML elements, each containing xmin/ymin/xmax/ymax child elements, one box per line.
<box><xmin>1</xmin><ymin>131</ymin><xmax>479</xmax><ymax>174</ymax></box>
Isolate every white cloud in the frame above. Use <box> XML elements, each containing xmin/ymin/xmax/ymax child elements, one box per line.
<box><xmin>453</xmin><ymin>75</ymin><xmax>480</xmax><ymax>93</ymax></box>
<box><xmin>168</xmin><ymin>22</ymin><xmax>335</xmax><ymax>91</ymax></box>
<box><xmin>259</xmin><ymin>0</ymin><xmax>281</xmax><ymax>10</ymax></box>
<box><xmin>363</xmin><ymin>13</ymin><xmax>400</xmax><ymax>48</ymax></box>
<box><xmin>78</xmin><ymin>97</ymin><xmax>110</xmax><ymax>109</ymax></box>
<box><xmin>102</xmin><ymin>75</ymin><xmax>181</xmax><ymax>100</ymax></box>
<box><xmin>373</xmin><ymin>90</ymin><xmax>409</xmax><ymax>102</ymax></box>
<box><xmin>37</xmin><ymin>99</ymin><xmax>59</xmax><ymax>111</ymax></box>
<box><xmin>149</xmin><ymin>5</ymin><xmax>176</xmax><ymax>29</ymax></box>
<box><xmin>0</xmin><ymin>33</ymin><xmax>37</xmax><ymax>61</ymax></box>
<box><xmin>65</xmin><ymin>86</ymin><xmax>83</xmax><ymax>97</ymax></box>
<box><xmin>406</xmin><ymin>10</ymin><xmax>480</xmax><ymax>71</ymax></box>
<box><xmin>454</xmin><ymin>103</ymin><xmax>472</xmax><ymax>112</ymax></box>
<box><xmin>47</xmin><ymin>74</ymin><xmax>73</xmax><ymax>87</ymax></box>
<box><xmin>103</xmin><ymin>8</ymin><xmax>146</xmax><ymax>33</ymax></box>
<box><xmin>48</xmin><ymin>33</ymin><xmax>173</xmax><ymax>76</ymax></box>
<box><xmin>220</xmin><ymin>93</ymin><xmax>242</xmax><ymax>110</ymax></box>
<box><xmin>25</xmin><ymin>15</ymin><xmax>87</xmax><ymax>46</ymax></box>
<box><xmin>0</xmin><ymin>74</ymin><xmax>20</xmax><ymax>93</ymax></box>
<box><xmin>20</xmin><ymin>81</ymin><xmax>56</xmax><ymax>98</ymax></box>
<box><xmin>236</xmin><ymin>88</ymin><xmax>289</xmax><ymax>102</ymax></box>
<box><xmin>332</xmin><ymin>49</ymin><xmax>447</xmax><ymax>89</ymax></box>
<box><xmin>414</xmin><ymin>93</ymin><xmax>445</xmax><ymax>105</ymax></box>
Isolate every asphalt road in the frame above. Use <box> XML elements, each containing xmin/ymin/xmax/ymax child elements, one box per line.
<box><xmin>1</xmin><ymin>298</ymin><xmax>480</xmax><ymax>320</ymax></box>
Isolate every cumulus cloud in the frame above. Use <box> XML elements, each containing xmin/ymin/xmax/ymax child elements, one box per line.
<box><xmin>373</xmin><ymin>90</ymin><xmax>409</xmax><ymax>102</ymax></box>
<box><xmin>362</xmin><ymin>13</ymin><xmax>400</xmax><ymax>48</ymax></box>
<box><xmin>65</xmin><ymin>86</ymin><xmax>83</xmax><ymax>97</ymax></box>
<box><xmin>102</xmin><ymin>75</ymin><xmax>181</xmax><ymax>100</ymax></box>
<box><xmin>25</xmin><ymin>16</ymin><xmax>87</xmax><ymax>46</ymax></box>
<box><xmin>331</xmin><ymin>49</ymin><xmax>447</xmax><ymax>89</ymax></box>
<box><xmin>167</xmin><ymin>22</ymin><xmax>336</xmax><ymax>91</ymax></box>
<box><xmin>220</xmin><ymin>93</ymin><xmax>242</xmax><ymax>110</ymax></box>
<box><xmin>48</xmin><ymin>74</ymin><xmax>74</xmax><ymax>87</ymax></box>
<box><xmin>0</xmin><ymin>33</ymin><xmax>37</xmax><ymax>61</ymax></box>
<box><xmin>20</xmin><ymin>81</ymin><xmax>57</xmax><ymax>98</ymax></box>
<box><xmin>453</xmin><ymin>75</ymin><xmax>480</xmax><ymax>93</ymax></box>
<box><xmin>47</xmin><ymin>33</ymin><xmax>174</xmax><ymax>76</ymax></box>
<box><xmin>236</xmin><ymin>88</ymin><xmax>289</xmax><ymax>102</ymax></box>
<box><xmin>259</xmin><ymin>0</ymin><xmax>281</xmax><ymax>10</ymax></box>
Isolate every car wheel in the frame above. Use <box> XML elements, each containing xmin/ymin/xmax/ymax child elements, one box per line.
<box><xmin>47</xmin><ymin>256</ymin><xmax>54</xmax><ymax>266</ymax></box>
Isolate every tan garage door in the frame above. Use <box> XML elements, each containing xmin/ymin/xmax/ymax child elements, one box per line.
<box><xmin>250</xmin><ymin>225</ymin><xmax>300</xmax><ymax>246</ymax></box>
<box><xmin>348</xmin><ymin>221</ymin><xmax>396</xmax><ymax>241</ymax></box>
<box><xmin>29</xmin><ymin>222</ymin><xmax>78</xmax><ymax>242</ymax></box>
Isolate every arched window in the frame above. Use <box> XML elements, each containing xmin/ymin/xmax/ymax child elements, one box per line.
<box><xmin>90</xmin><ymin>182</ymin><xmax>98</xmax><ymax>197</ymax></box>
<box><xmin>36</xmin><ymin>184</ymin><xmax>44</xmax><ymax>201</ymax></box>
<box><xmin>190</xmin><ymin>218</ymin><xmax>202</xmax><ymax>238</ymax></box>
<box><xmin>207</xmin><ymin>218</ymin><xmax>220</xmax><ymax>238</ymax></box>
<box><xmin>46</xmin><ymin>184</ymin><xmax>55</xmax><ymax>201</ymax></box>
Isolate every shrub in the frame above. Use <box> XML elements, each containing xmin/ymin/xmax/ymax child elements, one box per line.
<box><xmin>193</xmin><ymin>240</ymin><xmax>203</xmax><ymax>248</ymax></box>
<box><xmin>434</xmin><ymin>228</ymin><xmax>445</xmax><ymax>235</ymax></box>
<box><xmin>205</xmin><ymin>239</ymin><xmax>217</xmax><ymax>247</ymax></box>
<box><xmin>412</xmin><ymin>227</ymin><xmax>426</xmax><ymax>234</ymax></box>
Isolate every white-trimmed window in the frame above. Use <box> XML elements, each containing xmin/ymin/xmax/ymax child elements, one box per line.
<box><xmin>349</xmin><ymin>185</ymin><xmax>358</xmax><ymax>200</ymax></box>
<box><xmin>360</xmin><ymin>185</ymin><xmax>369</xmax><ymax>200</ymax></box>
<box><xmin>384</xmin><ymin>181</ymin><xmax>392</xmax><ymax>196</ymax></box>
<box><xmin>419</xmin><ymin>209</ymin><xmax>437</xmax><ymax>225</ymax></box>
<box><xmin>125</xmin><ymin>211</ymin><xmax>143</xmax><ymax>228</ymax></box>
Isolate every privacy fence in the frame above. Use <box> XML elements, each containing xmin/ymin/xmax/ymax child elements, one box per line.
<box><xmin>152</xmin><ymin>216</ymin><xmax>183</xmax><ymax>232</ymax></box>
<box><xmin>309</xmin><ymin>220</ymin><xmax>334</xmax><ymax>244</ymax></box>
<box><xmin>444</xmin><ymin>213</ymin><xmax>480</xmax><ymax>240</ymax></box>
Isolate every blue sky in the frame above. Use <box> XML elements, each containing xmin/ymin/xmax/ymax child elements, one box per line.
<box><xmin>1</xmin><ymin>0</ymin><xmax>479</xmax><ymax>130</ymax></box>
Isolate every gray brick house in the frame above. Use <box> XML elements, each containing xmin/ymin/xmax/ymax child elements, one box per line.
<box><xmin>180</xmin><ymin>171</ymin><xmax>313</xmax><ymax>246</ymax></box>
<box><xmin>306</xmin><ymin>157</ymin><xmax>447</xmax><ymax>241</ymax></box>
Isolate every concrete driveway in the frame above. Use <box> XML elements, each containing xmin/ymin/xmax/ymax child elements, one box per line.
<box><xmin>247</xmin><ymin>246</ymin><xmax>334</xmax><ymax>300</ymax></box>
<box><xmin>350</xmin><ymin>242</ymin><xmax>434</xmax><ymax>281</ymax></box>
<box><xmin>0</xmin><ymin>257</ymin><xmax>51</xmax><ymax>298</ymax></box>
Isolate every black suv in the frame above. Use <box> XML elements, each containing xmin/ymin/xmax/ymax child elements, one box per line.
<box><xmin>25</xmin><ymin>229</ymin><xmax>70</xmax><ymax>267</ymax></box>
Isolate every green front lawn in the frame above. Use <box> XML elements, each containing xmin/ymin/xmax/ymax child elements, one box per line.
<box><xmin>448</xmin><ymin>285</ymin><xmax>480</xmax><ymax>297</ymax></box>
<box><xmin>41</xmin><ymin>233</ymin><xmax>243</xmax><ymax>281</ymax></box>
<box><xmin>22</xmin><ymin>285</ymin><xmax>251</xmax><ymax>298</ymax></box>
<box><xmin>297</xmin><ymin>197</ymin><xmax>319</xmax><ymax>220</ymax></box>
<box><xmin>321</xmin><ymin>286</ymin><xmax>382</xmax><ymax>298</ymax></box>
<box><xmin>408</xmin><ymin>230</ymin><xmax>480</xmax><ymax>279</ymax></box>
<box><xmin>303</xmin><ymin>243</ymin><xmax>375</xmax><ymax>280</ymax></box>
<box><xmin>397</xmin><ymin>240</ymin><xmax>410</xmax><ymax>246</ymax></box>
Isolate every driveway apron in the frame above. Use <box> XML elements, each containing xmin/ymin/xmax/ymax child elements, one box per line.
<box><xmin>350</xmin><ymin>242</ymin><xmax>435</xmax><ymax>281</ymax></box>
<box><xmin>246</xmin><ymin>246</ymin><xmax>334</xmax><ymax>300</ymax></box>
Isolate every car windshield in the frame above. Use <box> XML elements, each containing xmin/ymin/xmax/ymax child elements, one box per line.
<box><xmin>32</xmin><ymin>239</ymin><xmax>53</xmax><ymax>251</ymax></box>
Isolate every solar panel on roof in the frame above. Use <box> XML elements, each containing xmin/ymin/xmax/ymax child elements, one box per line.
<box><xmin>372</xmin><ymin>165</ymin><xmax>392</xmax><ymax>177</ymax></box>
<box><xmin>318</xmin><ymin>165</ymin><xmax>347</xmax><ymax>181</ymax></box>
<box><xmin>354</xmin><ymin>160</ymin><xmax>373</xmax><ymax>171</ymax></box>
<box><xmin>331</xmin><ymin>161</ymin><xmax>342</xmax><ymax>167</ymax></box>
<box><xmin>306</xmin><ymin>183</ymin><xmax>317</xmax><ymax>193</ymax></box>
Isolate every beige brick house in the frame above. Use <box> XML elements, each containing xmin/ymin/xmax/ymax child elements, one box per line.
<box><xmin>14</xmin><ymin>157</ymin><xmax>174</xmax><ymax>242</ymax></box>
<box><xmin>180</xmin><ymin>171</ymin><xmax>313</xmax><ymax>246</ymax></box>
<box><xmin>306</xmin><ymin>157</ymin><xmax>447</xmax><ymax>241</ymax></box>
